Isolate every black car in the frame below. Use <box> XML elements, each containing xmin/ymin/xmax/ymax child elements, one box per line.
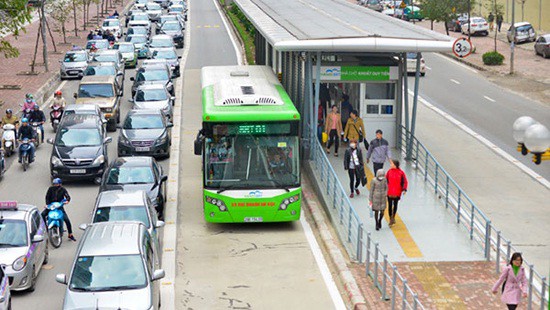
<box><xmin>47</xmin><ymin>114</ymin><xmax>112</xmax><ymax>183</ymax></box>
<box><xmin>99</xmin><ymin>156</ymin><xmax>168</xmax><ymax>218</ymax></box>
<box><xmin>130</xmin><ymin>65</ymin><xmax>174</xmax><ymax>96</ymax></box>
<box><xmin>117</xmin><ymin>109</ymin><xmax>172</xmax><ymax>158</ymax></box>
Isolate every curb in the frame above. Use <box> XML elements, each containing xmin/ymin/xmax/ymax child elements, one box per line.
<box><xmin>301</xmin><ymin>174</ymin><xmax>369</xmax><ymax>310</ymax></box>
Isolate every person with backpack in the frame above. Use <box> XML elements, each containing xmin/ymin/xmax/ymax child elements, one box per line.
<box><xmin>386</xmin><ymin>159</ymin><xmax>407</xmax><ymax>226</ymax></box>
<box><xmin>492</xmin><ymin>252</ymin><xmax>527</xmax><ymax>310</ymax></box>
<box><xmin>344</xmin><ymin>110</ymin><xmax>366</xmax><ymax>148</ymax></box>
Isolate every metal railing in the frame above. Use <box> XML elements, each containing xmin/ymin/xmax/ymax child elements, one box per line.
<box><xmin>400</xmin><ymin>126</ymin><xmax>549</xmax><ymax>310</ymax></box>
<box><xmin>308</xmin><ymin>130</ymin><xmax>424</xmax><ymax>309</ymax></box>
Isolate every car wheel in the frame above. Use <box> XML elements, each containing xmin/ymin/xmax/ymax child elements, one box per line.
<box><xmin>28</xmin><ymin>266</ymin><xmax>37</xmax><ymax>292</ymax></box>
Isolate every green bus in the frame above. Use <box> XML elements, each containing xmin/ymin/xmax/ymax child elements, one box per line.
<box><xmin>194</xmin><ymin>65</ymin><xmax>301</xmax><ymax>223</ymax></box>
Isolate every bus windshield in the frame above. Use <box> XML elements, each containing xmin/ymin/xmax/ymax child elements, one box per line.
<box><xmin>204</xmin><ymin>122</ymin><xmax>300</xmax><ymax>189</ymax></box>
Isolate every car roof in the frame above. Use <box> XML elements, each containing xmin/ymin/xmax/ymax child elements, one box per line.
<box><xmin>153</xmin><ymin>47</ymin><xmax>176</xmax><ymax>51</ymax></box>
<box><xmin>79</xmin><ymin>222</ymin><xmax>144</xmax><ymax>256</ymax></box>
<box><xmin>60</xmin><ymin>114</ymin><xmax>103</xmax><ymax>128</ymax></box>
<box><xmin>66</xmin><ymin>50</ymin><xmax>87</xmax><ymax>55</ymax></box>
<box><xmin>112</xmin><ymin>156</ymin><xmax>154</xmax><ymax>167</ymax></box>
<box><xmin>128</xmin><ymin>34</ymin><xmax>147</xmax><ymax>38</ymax></box>
<box><xmin>94</xmin><ymin>49</ymin><xmax>120</xmax><ymax>55</ymax></box>
<box><xmin>87</xmin><ymin>39</ymin><xmax>109</xmax><ymax>44</ymax></box>
<box><xmin>96</xmin><ymin>190</ymin><xmax>148</xmax><ymax>208</ymax></box>
<box><xmin>0</xmin><ymin>203</ymin><xmax>37</xmax><ymax>221</ymax></box>
<box><xmin>152</xmin><ymin>34</ymin><xmax>173</xmax><ymax>39</ymax></box>
<box><xmin>80</xmin><ymin>75</ymin><xmax>116</xmax><ymax>83</ymax></box>
<box><xmin>137</xmin><ymin>83</ymin><xmax>167</xmax><ymax>90</ymax></box>
<box><xmin>138</xmin><ymin>64</ymin><xmax>169</xmax><ymax>71</ymax></box>
<box><xmin>87</xmin><ymin>61</ymin><xmax>116</xmax><ymax>67</ymax></box>
<box><xmin>65</xmin><ymin>103</ymin><xmax>99</xmax><ymax>111</ymax></box>
<box><xmin>514</xmin><ymin>22</ymin><xmax>532</xmax><ymax>27</ymax></box>
<box><xmin>128</xmin><ymin>109</ymin><xmax>163</xmax><ymax>116</ymax></box>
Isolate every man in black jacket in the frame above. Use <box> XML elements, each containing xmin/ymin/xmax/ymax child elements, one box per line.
<box><xmin>41</xmin><ymin>178</ymin><xmax>76</xmax><ymax>241</ymax></box>
<box><xmin>17</xmin><ymin>118</ymin><xmax>35</xmax><ymax>163</ymax></box>
<box><xmin>28</xmin><ymin>104</ymin><xmax>45</xmax><ymax>143</ymax></box>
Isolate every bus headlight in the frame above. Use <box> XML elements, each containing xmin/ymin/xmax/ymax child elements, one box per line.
<box><xmin>205</xmin><ymin>195</ymin><xmax>227</xmax><ymax>212</ymax></box>
<box><xmin>279</xmin><ymin>194</ymin><xmax>300</xmax><ymax>210</ymax></box>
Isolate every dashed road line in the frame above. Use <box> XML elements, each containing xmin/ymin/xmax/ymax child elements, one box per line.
<box><xmin>450</xmin><ymin>79</ymin><xmax>461</xmax><ymax>85</ymax></box>
<box><xmin>425</xmin><ymin>66</ymin><xmax>432</xmax><ymax>70</ymax></box>
<box><xmin>483</xmin><ymin>95</ymin><xmax>495</xmax><ymax>102</ymax></box>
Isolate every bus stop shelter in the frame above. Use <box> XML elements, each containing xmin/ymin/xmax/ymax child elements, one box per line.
<box><xmin>232</xmin><ymin>0</ymin><xmax>453</xmax><ymax>156</ymax></box>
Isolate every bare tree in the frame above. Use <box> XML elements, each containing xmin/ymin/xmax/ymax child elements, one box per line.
<box><xmin>46</xmin><ymin>0</ymin><xmax>73</xmax><ymax>43</ymax></box>
<box><xmin>517</xmin><ymin>0</ymin><xmax>527</xmax><ymax>21</ymax></box>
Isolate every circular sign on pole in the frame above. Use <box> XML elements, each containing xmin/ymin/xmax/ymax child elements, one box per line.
<box><xmin>452</xmin><ymin>37</ymin><xmax>473</xmax><ymax>58</ymax></box>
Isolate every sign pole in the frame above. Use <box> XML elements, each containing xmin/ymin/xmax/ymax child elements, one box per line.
<box><xmin>510</xmin><ymin>0</ymin><xmax>515</xmax><ymax>74</ymax></box>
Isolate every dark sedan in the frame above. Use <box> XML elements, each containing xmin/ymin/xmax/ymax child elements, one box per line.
<box><xmin>117</xmin><ymin>109</ymin><xmax>172</xmax><ymax>158</ymax></box>
<box><xmin>99</xmin><ymin>156</ymin><xmax>168</xmax><ymax>218</ymax></box>
<box><xmin>130</xmin><ymin>65</ymin><xmax>174</xmax><ymax>96</ymax></box>
<box><xmin>534</xmin><ymin>34</ymin><xmax>550</xmax><ymax>58</ymax></box>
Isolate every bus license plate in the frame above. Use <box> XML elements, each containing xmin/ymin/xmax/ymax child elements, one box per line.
<box><xmin>244</xmin><ymin>217</ymin><xmax>263</xmax><ymax>223</ymax></box>
<box><xmin>135</xmin><ymin>147</ymin><xmax>150</xmax><ymax>152</ymax></box>
<box><xmin>70</xmin><ymin>169</ymin><xmax>86</xmax><ymax>174</ymax></box>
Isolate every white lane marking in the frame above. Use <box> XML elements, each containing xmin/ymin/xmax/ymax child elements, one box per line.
<box><xmin>40</xmin><ymin>80</ymin><xmax>67</xmax><ymax>110</ymax></box>
<box><xmin>408</xmin><ymin>89</ymin><xmax>550</xmax><ymax>190</ymax></box>
<box><xmin>483</xmin><ymin>95</ymin><xmax>496</xmax><ymax>102</ymax></box>
<box><xmin>211</xmin><ymin>0</ymin><xmax>243</xmax><ymax>65</ymax></box>
<box><xmin>299</xmin><ymin>213</ymin><xmax>347</xmax><ymax>310</ymax></box>
<box><xmin>450</xmin><ymin>79</ymin><xmax>461</xmax><ymax>85</ymax></box>
<box><xmin>425</xmin><ymin>66</ymin><xmax>432</xmax><ymax>70</ymax></box>
<box><xmin>160</xmin><ymin>1</ymin><xmax>192</xmax><ymax>308</ymax></box>
<box><xmin>433</xmin><ymin>52</ymin><xmax>479</xmax><ymax>74</ymax></box>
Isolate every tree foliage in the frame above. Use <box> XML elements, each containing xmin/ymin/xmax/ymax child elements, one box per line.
<box><xmin>45</xmin><ymin>0</ymin><xmax>73</xmax><ymax>43</ymax></box>
<box><xmin>421</xmin><ymin>0</ymin><xmax>476</xmax><ymax>34</ymax></box>
<box><xmin>0</xmin><ymin>0</ymin><xmax>32</xmax><ymax>58</ymax></box>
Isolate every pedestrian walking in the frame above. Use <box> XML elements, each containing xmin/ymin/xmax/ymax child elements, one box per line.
<box><xmin>492</xmin><ymin>252</ymin><xmax>528</xmax><ymax>310</ymax></box>
<box><xmin>365</xmin><ymin>129</ymin><xmax>392</xmax><ymax>175</ymax></box>
<box><xmin>325</xmin><ymin>105</ymin><xmax>343</xmax><ymax>156</ymax></box>
<box><xmin>344</xmin><ymin>110</ymin><xmax>366</xmax><ymax>147</ymax></box>
<box><xmin>317</xmin><ymin>101</ymin><xmax>325</xmax><ymax>143</ymax></box>
<box><xmin>496</xmin><ymin>13</ymin><xmax>503</xmax><ymax>32</ymax></box>
<box><xmin>386</xmin><ymin>160</ymin><xmax>407</xmax><ymax>226</ymax></box>
<box><xmin>369</xmin><ymin>169</ymin><xmax>387</xmax><ymax>230</ymax></box>
<box><xmin>344</xmin><ymin>140</ymin><xmax>364</xmax><ymax>198</ymax></box>
<box><xmin>87</xmin><ymin>31</ymin><xmax>94</xmax><ymax>40</ymax></box>
<box><xmin>340</xmin><ymin>94</ymin><xmax>353</xmax><ymax>138</ymax></box>
<box><xmin>488</xmin><ymin>12</ymin><xmax>495</xmax><ymax>31</ymax></box>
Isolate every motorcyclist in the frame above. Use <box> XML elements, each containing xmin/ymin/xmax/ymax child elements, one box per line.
<box><xmin>41</xmin><ymin>178</ymin><xmax>76</xmax><ymax>241</ymax></box>
<box><xmin>17</xmin><ymin>118</ymin><xmax>36</xmax><ymax>163</ymax></box>
<box><xmin>104</xmin><ymin>30</ymin><xmax>116</xmax><ymax>43</ymax></box>
<box><xmin>89</xmin><ymin>43</ymin><xmax>98</xmax><ymax>53</ymax></box>
<box><xmin>1</xmin><ymin>109</ymin><xmax>20</xmax><ymax>147</ymax></box>
<box><xmin>28</xmin><ymin>104</ymin><xmax>46</xmax><ymax>143</ymax></box>
<box><xmin>51</xmin><ymin>91</ymin><xmax>66</xmax><ymax>110</ymax></box>
<box><xmin>22</xmin><ymin>94</ymin><xmax>36</xmax><ymax>118</ymax></box>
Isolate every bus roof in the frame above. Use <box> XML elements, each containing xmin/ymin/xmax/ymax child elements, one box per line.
<box><xmin>201</xmin><ymin>66</ymin><xmax>300</xmax><ymax>122</ymax></box>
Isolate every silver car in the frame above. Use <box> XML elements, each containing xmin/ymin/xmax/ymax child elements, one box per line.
<box><xmin>91</xmin><ymin>49</ymin><xmax>125</xmax><ymax>77</ymax></box>
<box><xmin>60</xmin><ymin>50</ymin><xmax>89</xmax><ymax>80</ymax></box>
<box><xmin>85</xmin><ymin>190</ymin><xmax>164</xmax><ymax>252</ymax></box>
<box><xmin>0</xmin><ymin>265</ymin><xmax>11</xmax><ymax>310</ymax></box>
<box><xmin>0</xmin><ymin>202</ymin><xmax>48</xmax><ymax>292</ymax></box>
<box><xmin>101</xmin><ymin>17</ymin><xmax>122</xmax><ymax>38</ymax></box>
<box><xmin>145</xmin><ymin>2</ymin><xmax>162</xmax><ymax>22</ymax></box>
<box><xmin>56</xmin><ymin>222</ymin><xmax>164</xmax><ymax>310</ymax></box>
<box><xmin>151</xmin><ymin>47</ymin><xmax>181</xmax><ymax>77</ymax></box>
<box><xmin>131</xmin><ymin>83</ymin><xmax>175</xmax><ymax>120</ymax></box>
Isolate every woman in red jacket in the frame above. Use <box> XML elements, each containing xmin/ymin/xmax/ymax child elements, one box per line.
<box><xmin>386</xmin><ymin>160</ymin><xmax>408</xmax><ymax>226</ymax></box>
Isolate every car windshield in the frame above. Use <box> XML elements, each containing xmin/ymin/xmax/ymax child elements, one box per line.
<box><xmin>78</xmin><ymin>83</ymin><xmax>114</xmax><ymax>98</ymax></box>
<box><xmin>86</xmin><ymin>41</ymin><xmax>109</xmax><ymax>49</ymax></box>
<box><xmin>128</xmin><ymin>27</ymin><xmax>148</xmax><ymax>35</ymax></box>
<box><xmin>406</xmin><ymin>52</ymin><xmax>421</xmax><ymax>59</ymax></box>
<box><xmin>472</xmin><ymin>18</ymin><xmax>485</xmax><ymax>23</ymax></box>
<box><xmin>153</xmin><ymin>49</ymin><xmax>176</xmax><ymax>59</ymax></box>
<box><xmin>93</xmin><ymin>54</ymin><xmax>118</xmax><ymax>63</ymax></box>
<box><xmin>126</xmin><ymin>35</ymin><xmax>147</xmax><ymax>44</ymax></box>
<box><xmin>69</xmin><ymin>255</ymin><xmax>147</xmax><ymax>292</ymax></box>
<box><xmin>136</xmin><ymin>89</ymin><xmax>168</xmax><ymax>101</ymax></box>
<box><xmin>136</xmin><ymin>0</ymin><xmax>147</xmax><ymax>4</ymax></box>
<box><xmin>56</xmin><ymin>128</ymin><xmax>102</xmax><ymax>147</ymax></box>
<box><xmin>150</xmin><ymin>38</ymin><xmax>173</xmax><ymax>47</ymax></box>
<box><xmin>103</xmin><ymin>20</ymin><xmax>120</xmax><ymax>27</ymax></box>
<box><xmin>170</xmin><ymin>6</ymin><xmax>183</xmax><ymax>12</ymax></box>
<box><xmin>517</xmin><ymin>25</ymin><xmax>532</xmax><ymax>32</ymax></box>
<box><xmin>131</xmin><ymin>14</ymin><xmax>149</xmax><ymax>21</ymax></box>
<box><xmin>107</xmin><ymin>166</ymin><xmax>155</xmax><ymax>184</ymax></box>
<box><xmin>114</xmin><ymin>44</ymin><xmax>134</xmax><ymax>52</ymax></box>
<box><xmin>162</xmin><ymin>22</ymin><xmax>181</xmax><ymax>31</ymax></box>
<box><xmin>93</xmin><ymin>206</ymin><xmax>150</xmax><ymax>228</ymax></box>
<box><xmin>136</xmin><ymin>69</ymin><xmax>169</xmax><ymax>81</ymax></box>
<box><xmin>160</xmin><ymin>16</ymin><xmax>177</xmax><ymax>23</ymax></box>
<box><xmin>204</xmin><ymin>122</ymin><xmax>300</xmax><ymax>189</ymax></box>
<box><xmin>146</xmin><ymin>3</ymin><xmax>161</xmax><ymax>9</ymax></box>
<box><xmin>124</xmin><ymin>114</ymin><xmax>164</xmax><ymax>129</ymax></box>
<box><xmin>84</xmin><ymin>65</ymin><xmax>116</xmax><ymax>76</ymax></box>
<box><xmin>0</xmin><ymin>219</ymin><xmax>28</xmax><ymax>247</ymax></box>
<box><xmin>64</xmin><ymin>52</ymin><xmax>87</xmax><ymax>62</ymax></box>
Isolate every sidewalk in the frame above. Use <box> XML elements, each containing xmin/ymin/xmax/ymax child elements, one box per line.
<box><xmin>0</xmin><ymin>0</ymin><xmax>130</xmax><ymax>109</ymax></box>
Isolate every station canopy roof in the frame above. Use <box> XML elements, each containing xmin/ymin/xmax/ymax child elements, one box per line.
<box><xmin>234</xmin><ymin>0</ymin><xmax>454</xmax><ymax>53</ymax></box>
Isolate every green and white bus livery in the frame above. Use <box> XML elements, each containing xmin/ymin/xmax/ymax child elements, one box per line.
<box><xmin>195</xmin><ymin>65</ymin><xmax>301</xmax><ymax>223</ymax></box>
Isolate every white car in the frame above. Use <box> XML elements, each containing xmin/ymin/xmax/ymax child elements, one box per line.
<box><xmin>101</xmin><ymin>18</ymin><xmax>122</xmax><ymax>38</ymax></box>
<box><xmin>406</xmin><ymin>52</ymin><xmax>426</xmax><ymax>76</ymax></box>
<box><xmin>145</xmin><ymin>2</ymin><xmax>162</xmax><ymax>22</ymax></box>
<box><xmin>461</xmin><ymin>17</ymin><xmax>489</xmax><ymax>36</ymax></box>
<box><xmin>128</xmin><ymin>12</ymin><xmax>152</xmax><ymax>30</ymax></box>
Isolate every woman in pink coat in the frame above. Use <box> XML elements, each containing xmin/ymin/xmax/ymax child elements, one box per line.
<box><xmin>492</xmin><ymin>252</ymin><xmax>528</xmax><ymax>310</ymax></box>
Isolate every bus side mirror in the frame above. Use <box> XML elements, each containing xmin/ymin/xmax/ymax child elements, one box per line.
<box><xmin>194</xmin><ymin>139</ymin><xmax>202</xmax><ymax>156</ymax></box>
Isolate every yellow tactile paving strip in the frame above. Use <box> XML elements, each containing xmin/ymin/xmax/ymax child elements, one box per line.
<box><xmin>407</xmin><ymin>263</ymin><xmax>467</xmax><ymax>310</ymax></box>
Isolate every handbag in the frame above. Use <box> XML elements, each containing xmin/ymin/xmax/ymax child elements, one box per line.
<box><xmin>357</xmin><ymin>165</ymin><xmax>367</xmax><ymax>186</ymax></box>
<box><xmin>322</xmin><ymin>132</ymin><xmax>328</xmax><ymax>143</ymax></box>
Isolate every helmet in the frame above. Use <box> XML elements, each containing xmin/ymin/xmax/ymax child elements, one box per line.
<box><xmin>33</xmin><ymin>104</ymin><xmax>40</xmax><ymax>109</ymax></box>
<box><xmin>21</xmin><ymin>118</ymin><xmax>28</xmax><ymax>123</ymax></box>
<box><xmin>53</xmin><ymin>178</ymin><xmax>62</xmax><ymax>185</ymax></box>
<box><xmin>6</xmin><ymin>109</ymin><xmax>12</xmax><ymax>114</ymax></box>
<box><xmin>25</xmin><ymin>93</ymin><xmax>33</xmax><ymax>99</ymax></box>
<box><xmin>55</xmin><ymin>90</ymin><xmax>62</xmax><ymax>96</ymax></box>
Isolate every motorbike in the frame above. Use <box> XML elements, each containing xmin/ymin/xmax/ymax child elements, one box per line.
<box><xmin>50</xmin><ymin>107</ymin><xmax>63</xmax><ymax>133</ymax></box>
<box><xmin>2</xmin><ymin>123</ymin><xmax>16</xmax><ymax>157</ymax></box>
<box><xmin>19</xmin><ymin>138</ymin><xmax>33</xmax><ymax>171</ymax></box>
<box><xmin>46</xmin><ymin>198</ymin><xmax>67</xmax><ymax>248</ymax></box>
<box><xmin>31</xmin><ymin>122</ymin><xmax>42</xmax><ymax>147</ymax></box>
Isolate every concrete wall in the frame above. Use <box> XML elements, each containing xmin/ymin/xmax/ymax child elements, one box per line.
<box><xmin>475</xmin><ymin>0</ymin><xmax>548</xmax><ymax>32</ymax></box>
